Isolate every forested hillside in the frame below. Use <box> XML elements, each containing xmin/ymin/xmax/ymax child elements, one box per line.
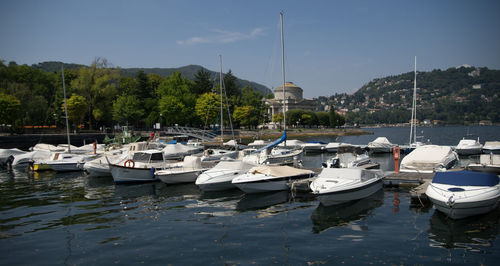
<box><xmin>324</xmin><ymin>66</ymin><xmax>500</xmax><ymax>125</ymax></box>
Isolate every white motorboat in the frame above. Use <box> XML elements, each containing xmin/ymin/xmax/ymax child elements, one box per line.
<box><xmin>325</xmin><ymin>142</ymin><xmax>342</xmax><ymax>153</ymax></box>
<box><xmin>483</xmin><ymin>141</ymin><xmax>500</xmax><ymax>154</ymax></box>
<box><xmin>45</xmin><ymin>152</ymin><xmax>95</xmax><ymax>172</ymax></box>
<box><xmin>467</xmin><ymin>153</ymin><xmax>500</xmax><ymax>174</ymax></box>
<box><xmin>232</xmin><ymin>165</ymin><xmax>315</xmax><ymax>193</ymax></box>
<box><xmin>196</xmin><ymin>160</ymin><xmax>256</xmax><ymax>191</ymax></box>
<box><xmin>0</xmin><ymin>148</ymin><xmax>26</xmax><ymax>167</ymax></box>
<box><xmin>247</xmin><ymin>139</ymin><xmax>270</xmax><ymax>149</ymax></box>
<box><xmin>11</xmin><ymin>150</ymin><xmax>52</xmax><ymax>168</ymax></box>
<box><xmin>322</xmin><ymin>145</ymin><xmax>376</xmax><ymax>169</ymax></box>
<box><xmin>155</xmin><ymin>156</ymin><xmax>208</xmax><ymax>184</ymax></box>
<box><xmin>108</xmin><ymin>150</ymin><xmax>168</xmax><ymax>183</ymax></box>
<box><xmin>425</xmin><ymin>170</ymin><xmax>500</xmax><ymax>219</ymax></box>
<box><xmin>310</xmin><ymin>168</ymin><xmax>385</xmax><ymax>206</ymax></box>
<box><xmin>367</xmin><ymin>137</ymin><xmax>397</xmax><ymax>153</ymax></box>
<box><xmin>400</xmin><ymin>145</ymin><xmax>458</xmax><ymax>173</ymax></box>
<box><xmin>455</xmin><ymin>137</ymin><xmax>483</xmax><ymax>155</ymax></box>
<box><xmin>83</xmin><ymin>149</ymin><xmax>128</xmax><ymax>177</ymax></box>
<box><xmin>301</xmin><ymin>142</ymin><xmax>327</xmax><ymax>153</ymax></box>
<box><xmin>242</xmin><ymin>146</ymin><xmax>303</xmax><ymax>166</ymax></box>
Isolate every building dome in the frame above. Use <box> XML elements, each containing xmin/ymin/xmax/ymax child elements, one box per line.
<box><xmin>274</xmin><ymin>82</ymin><xmax>303</xmax><ymax>101</ymax></box>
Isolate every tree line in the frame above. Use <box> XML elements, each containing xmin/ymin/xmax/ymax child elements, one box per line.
<box><xmin>0</xmin><ymin>59</ymin><xmax>345</xmax><ymax>134</ymax></box>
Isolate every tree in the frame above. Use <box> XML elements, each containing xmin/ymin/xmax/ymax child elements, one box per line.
<box><xmin>158</xmin><ymin>95</ymin><xmax>185</xmax><ymax>126</ymax></box>
<box><xmin>112</xmin><ymin>95</ymin><xmax>144</xmax><ymax>125</ymax></box>
<box><xmin>0</xmin><ymin>93</ymin><xmax>21</xmax><ymax>131</ymax></box>
<box><xmin>195</xmin><ymin>92</ymin><xmax>222</xmax><ymax>126</ymax></box>
<box><xmin>63</xmin><ymin>94</ymin><xmax>87</xmax><ymax>127</ymax></box>
<box><xmin>316</xmin><ymin>112</ymin><xmax>330</xmax><ymax>127</ymax></box>
<box><xmin>272</xmin><ymin>112</ymin><xmax>283</xmax><ymax>129</ymax></box>
<box><xmin>329</xmin><ymin>106</ymin><xmax>345</xmax><ymax>127</ymax></box>
<box><xmin>192</xmin><ymin>69</ymin><xmax>213</xmax><ymax>95</ymax></box>
<box><xmin>233</xmin><ymin>106</ymin><xmax>259</xmax><ymax>129</ymax></box>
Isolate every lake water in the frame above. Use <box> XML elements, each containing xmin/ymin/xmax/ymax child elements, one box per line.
<box><xmin>1</xmin><ymin>126</ymin><xmax>500</xmax><ymax>265</ymax></box>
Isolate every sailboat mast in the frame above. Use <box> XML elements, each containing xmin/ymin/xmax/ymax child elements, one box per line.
<box><xmin>409</xmin><ymin>56</ymin><xmax>416</xmax><ymax>146</ymax></box>
<box><xmin>62</xmin><ymin>66</ymin><xmax>71</xmax><ymax>153</ymax></box>
<box><xmin>219</xmin><ymin>55</ymin><xmax>224</xmax><ymax>141</ymax></box>
<box><xmin>280</xmin><ymin>11</ymin><xmax>287</xmax><ymax>142</ymax></box>
<box><xmin>413</xmin><ymin>56</ymin><xmax>417</xmax><ymax>144</ymax></box>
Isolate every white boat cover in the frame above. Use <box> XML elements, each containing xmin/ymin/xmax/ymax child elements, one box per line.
<box><xmin>0</xmin><ymin>148</ymin><xmax>26</xmax><ymax>159</ymax></box>
<box><xmin>369</xmin><ymin>137</ymin><xmax>392</xmax><ymax>145</ymax></box>
<box><xmin>480</xmin><ymin>154</ymin><xmax>500</xmax><ymax>165</ymax></box>
<box><xmin>484</xmin><ymin>141</ymin><xmax>500</xmax><ymax>150</ymax></box>
<box><xmin>278</xmin><ymin>139</ymin><xmax>305</xmax><ymax>147</ymax></box>
<box><xmin>209</xmin><ymin>160</ymin><xmax>255</xmax><ymax>171</ymax></box>
<box><xmin>401</xmin><ymin>145</ymin><xmax>456</xmax><ymax>170</ymax></box>
<box><xmin>31</xmin><ymin>143</ymin><xmax>66</xmax><ymax>152</ymax></box>
<box><xmin>162</xmin><ymin>143</ymin><xmax>200</xmax><ymax>156</ymax></box>
<box><xmin>223</xmin><ymin>140</ymin><xmax>238</xmax><ymax>146</ymax></box>
<box><xmin>182</xmin><ymin>156</ymin><xmax>202</xmax><ymax>169</ymax></box>
<box><xmin>248</xmin><ymin>165</ymin><xmax>314</xmax><ymax>177</ymax></box>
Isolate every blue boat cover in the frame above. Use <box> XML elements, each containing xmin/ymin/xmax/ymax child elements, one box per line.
<box><xmin>433</xmin><ymin>171</ymin><xmax>499</xmax><ymax>186</ymax></box>
<box><xmin>254</xmin><ymin>131</ymin><xmax>287</xmax><ymax>154</ymax></box>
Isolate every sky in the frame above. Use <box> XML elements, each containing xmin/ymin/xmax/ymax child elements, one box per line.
<box><xmin>1</xmin><ymin>0</ymin><xmax>500</xmax><ymax>98</ymax></box>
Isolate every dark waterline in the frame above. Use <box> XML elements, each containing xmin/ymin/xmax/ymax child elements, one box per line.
<box><xmin>1</xmin><ymin>125</ymin><xmax>500</xmax><ymax>265</ymax></box>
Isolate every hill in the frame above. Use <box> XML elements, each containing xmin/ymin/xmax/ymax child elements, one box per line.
<box><xmin>324</xmin><ymin>66</ymin><xmax>500</xmax><ymax>125</ymax></box>
<box><xmin>32</xmin><ymin>61</ymin><xmax>271</xmax><ymax>95</ymax></box>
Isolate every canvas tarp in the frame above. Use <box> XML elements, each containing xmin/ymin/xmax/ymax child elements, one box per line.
<box><xmin>401</xmin><ymin>145</ymin><xmax>456</xmax><ymax>169</ymax></box>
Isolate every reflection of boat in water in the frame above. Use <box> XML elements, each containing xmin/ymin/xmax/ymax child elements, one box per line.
<box><xmin>428</xmin><ymin>208</ymin><xmax>500</xmax><ymax>250</ymax></box>
<box><xmin>310</xmin><ymin>189</ymin><xmax>384</xmax><ymax>234</ymax></box>
<box><xmin>113</xmin><ymin>182</ymin><xmax>166</xmax><ymax>199</ymax></box>
<box><xmin>236</xmin><ymin>190</ymin><xmax>290</xmax><ymax>212</ymax></box>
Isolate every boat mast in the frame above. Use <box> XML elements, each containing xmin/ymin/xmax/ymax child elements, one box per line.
<box><xmin>219</xmin><ymin>55</ymin><xmax>224</xmax><ymax>142</ymax></box>
<box><xmin>62</xmin><ymin>66</ymin><xmax>71</xmax><ymax>153</ymax></box>
<box><xmin>409</xmin><ymin>56</ymin><xmax>417</xmax><ymax>146</ymax></box>
<box><xmin>280</xmin><ymin>11</ymin><xmax>287</xmax><ymax>146</ymax></box>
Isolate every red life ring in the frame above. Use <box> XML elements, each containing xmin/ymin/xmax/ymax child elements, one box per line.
<box><xmin>124</xmin><ymin>159</ymin><xmax>135</xmax><ymax>168</ymax></box>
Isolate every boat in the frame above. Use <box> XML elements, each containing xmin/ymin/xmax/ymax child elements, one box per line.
<box><xmin>483</xmin><ymin>141</ymin><xmax>500</xmax><ymax>154</ymax></box>
<box><xmin>195</xmin><ymin>160</ymin><xmax>256</xmax><ymax>191</ymax></box>
<box><xmin>0</xmin><ymin>148</ymin><xmax>26</xmax><ymax>167</ymax></box>
<box><xmin>310</xmin><ymin>168</ymin><xmax>385</xmax><ymax>206</ymax></box>
<box><xmin>161</xmin><ymin>143</ymin><xmax>203</xmax><ymax>160</ymax></box>
<box><xmin>201</xmin><ymin>148</ymin><xmax>238</xmax><ymax>162</ymax></box>
<box><xmin>83</xmin><ymin>149</ymin><xmax>128</xmax><ymax>177</ymax></box>
<box><xmin>277</xmin><ymin>139</ymin><xmax>305</xmax><ymax>149</ymax></box>
<box><xmin>45</xmin><ymin>152</ymin><xmax>95</xmax><ymax>172</ymax></box>
<box><xmin>10</xmin><ymin>150</ymin><xmax>52</xmax><ymax>169</ymax></box>
<box><xmin>247</xmin><ymin>139</ymin><xmax>270</xmax><ymax>149</ymax></box>
<box><xmin>155</xmin><ymin>156</ymin><xmax>208</xmax><ymax>184</ymax></box>
<box><xmin>322</xmin><ymin>145</ymin><xmax>377</xmax><ymax>169</ymax></box>
<box><xmin>467</xmin><ymin>153</ymin><xmax>500</xmax><ymax>174</ymax></box>
<box><xmin>400</xmin><ymin>145</ymin><xmax>458</xmax><ymax>173</ymax></box>
<box><xmin>367</xmin><ymin>137</ymin><xmax>397</xmax><ymax>153</ymax></box>
<box><xmin>455</xmin><ymin>137</ymin><xmax>483</xmax><ymax>155</ymax></box>
<box><xmin>301</xmin><ymin>141</ymin><xmax>327</xmax><ymax>153</ymax></box>
<box><xmin>232</xmin><ymin>165</ymin><xmax>315</xmax><ymax>193</ymax></box>
<box><xmin>425</xmin><ymin>170</ymin><xmax>500</xmax><ymax>219</ymax></box>
<box><xmin>325</xmin><ymin>142</ymin><xmax>342</xmax><ymax>153</ymax></box>
<box><xmin>108</xmin><ymin>149</ymin><xmax>169</xmax><ymax>183</ymax></box>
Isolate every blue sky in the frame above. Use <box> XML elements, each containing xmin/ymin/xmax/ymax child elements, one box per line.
<box><xmin>1</xmin><ymin>0</ymin><xmax>499</xmax><ymax>98</ymax></box>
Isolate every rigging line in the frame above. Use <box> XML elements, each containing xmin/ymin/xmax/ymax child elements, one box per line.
<box><xmin>221</xmin><ymin>70</ymin><xmax>236</xmax><ymax>143</ymax></box>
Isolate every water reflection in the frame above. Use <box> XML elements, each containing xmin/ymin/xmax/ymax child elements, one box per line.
<box><xmin>236</xmin><ymin>191</ymin><xmax>290</xmax><ymax>212</ymax></box>
<box><xmin>428</xmin><ymin>207</ymin><xmax>500</xmax><ymax>251</ymax></box>
<box><xmin>310</xmin><ymin>189</ymin><xmax>384</xmax><ymax>234</ymax></box>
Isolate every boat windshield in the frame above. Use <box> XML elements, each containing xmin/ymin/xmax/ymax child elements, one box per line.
<box><xmin>133</xmin><ymin>152</ymin><xmax>163</xmax><ymax>162</ymax></box>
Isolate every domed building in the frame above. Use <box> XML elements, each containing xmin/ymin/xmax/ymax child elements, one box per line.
<box><xmin>265</xmin><ymin>82</ymin><xmax>318</xmax><ymax>127</ymax></box>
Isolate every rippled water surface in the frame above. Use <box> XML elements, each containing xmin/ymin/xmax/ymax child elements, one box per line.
<box><xmin>1</xmin><ymin>126</ymin><xmax>500</xmax><ymax>265</ymax></box>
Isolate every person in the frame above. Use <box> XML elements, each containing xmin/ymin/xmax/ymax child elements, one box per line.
<box><xmin>150</xmin><ymin>132</ymin><xmax>155</xmax><ymax>140</ymax></box>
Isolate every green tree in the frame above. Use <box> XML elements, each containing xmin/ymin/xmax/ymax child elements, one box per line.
<box><xmin>233</xmin><ymin>106</ymin><xmax>259</xmax><ymax>129</ymax></box>
<box><xmin>316</xmin><ymin>112</ymin><xmax>330</xmax><ymax>127</ymax></box>
<box><xmin>195</xmin><ymin>92</ymin><xmax>221</xmax><ymax>126</ymax></box>
<box><xmin>192</xmin><ymin>69</ymin><xmax>213</xmax><ymax>95</ymax></box>
<box><xmin>112</xmin><ymin>95</ymin><xmax>144</xmax><ymax>125</ymax></box>
<box><xmin>0</xmin><ymin>93</ymin><xmax>21</xmax><ymax>131</ymax></box>
<box><xmin>63</xmin><ymin>94</ymin><xmax>87</xmax><ymax>127</ymax></box>
<box><xmin>272</xmin><ymin>112</ymin><xmax>284</xmax><ymax>129</ymax></box>
<box><xmin>158</xmin><ymin>95</ymin><xmax>185</xmax><ymax>126</ymax></box>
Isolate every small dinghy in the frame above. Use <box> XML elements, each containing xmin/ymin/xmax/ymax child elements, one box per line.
<box><xmin>232</xmin><ymin>165</ymin><xmax>315</xmax><ymax>193</ymax></box>
<box><xmin>425</xmin><ymin>171</ymin><xmax>500</xmax><ymax>219</ymax></box>
<box><xmin>310</xmin><ymin>168</ymin><xmax>385</xmax><ymax>206</ymax></box>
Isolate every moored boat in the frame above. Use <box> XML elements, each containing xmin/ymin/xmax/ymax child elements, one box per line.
<box><xmin>367</xmin><ymin>137</ymin><xmax>397</xmax><ymax>153</ymax></box>
<box><xmin>196</xmin><ymin>160</ymin><xmax>256</xmax><ymax>191</ymax></box>
<box><xmin>467</xmin><ymin>153</ymin><xmax>500</xmax><ymax>174</ymax></box>
<box><xmin>108</xmin><ymin>150</ymin><xmax>168</xmax><ymax>183</ymax></box>
<box><xmin>155</xmin><ymin>156</ymin><xmax>208</xmax><ymax>184</ymax></box>
<box><xmin>400</xmin><ymin>145</ymin><xmax>458</xmax><ymax>173</ymax></box>
<box><xmin>483</xmin><ymin>141</ymin><xmax>500</xmax><ymax>154</ymax></box>
<box><xmin>310</xmin><ymin>168</ymin><xmax>385</xmax><ymax>206</ymax></box>
<box><xmin>455</xmin><ymin>137</ymin><xmax>483</xmax><ymax>155</ymax></box>
<box><xmin>425</xmin><ymin>170</ymin><xmax>500</xmax><ymax>219</ymax></box>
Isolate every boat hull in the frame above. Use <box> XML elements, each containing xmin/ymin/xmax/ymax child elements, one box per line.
<box><xmin>316</xmin><ymin>179</ymin><xmax>383</xmax><ymax>206</ymax></box>
<box><xmin>47</xmin><ymin>162</ymin><xmax>84</xmax><ymax>172</ymax></box>
<box><xmin>156</xmin><ymin>170</ymin><xmax>204</xmax><ymax>184</ymax></box>
<box><xmin>109</xmin><ymin>164</ymin><xmax>158</xmax><ymax>183</ymax></box>
<box><xmin>232</xmin><ymin>173</ymin><xmax>313</xmax><ymax>193</ymax></box>
<box><xmin>426</xmin><ymin>183</ymin><xmax>500</xmax><ymax>219</ymax></box>
<box><xmin>456</xmin><ymin>148</ymin><xmax>482</xmax><ymax>155</ymax></box>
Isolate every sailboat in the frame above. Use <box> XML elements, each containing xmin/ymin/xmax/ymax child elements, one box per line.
<box><xmin>242</xmin><ymin>12</ymin><xmax>303</xmax><ymax>166</ymax></box>
<box><xmin>201</xmin><ymin>56</ymin><xmax>238</xmax><ymax>162</ymax></box>
<box><xmin>233</xmin><ymin>12</ymin><xmax>313</xmax><ymax>193</ymax></box>
<box><xmin>35</xmin><ymin>66</ymin><xmax>94</xmax><ymax>172</ymax></box>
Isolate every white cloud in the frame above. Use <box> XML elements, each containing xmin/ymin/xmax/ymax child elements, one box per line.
<box><xmin>177</xmin><ymin>28</ymin><xmax>264</xmax><ymax>45</ymax></box>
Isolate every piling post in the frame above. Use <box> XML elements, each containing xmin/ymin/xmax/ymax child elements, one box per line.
<box><xmin>393</xmin><ymin>147</ymin><xmax>400</xmax><ymax>173</ymax></box>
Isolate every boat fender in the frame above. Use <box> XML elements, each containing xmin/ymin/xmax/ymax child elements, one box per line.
<box><xmin>447</xmin><ymin>195</ymin><xmax>455</xmax><ymax>206</ymax></box>
<box><xmin>150</xmin><ymin>167</ymin><xmax>155</xmax><ymax>178</ymax></box>
<box><xmin>124</xmin><ymin>159</ymin><xmax>135</xmax><ymax>168</ymax></box>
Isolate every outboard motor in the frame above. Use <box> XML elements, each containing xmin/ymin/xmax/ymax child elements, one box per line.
<box><xmin>331</xmin><ymin>158</ymin><xmax>340</xmax><ymax>168</ymax></box>
<box><xmin>5</xmin><ymin>155</ymin><xmax>14</xmax><ymax>170</ymax></box>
